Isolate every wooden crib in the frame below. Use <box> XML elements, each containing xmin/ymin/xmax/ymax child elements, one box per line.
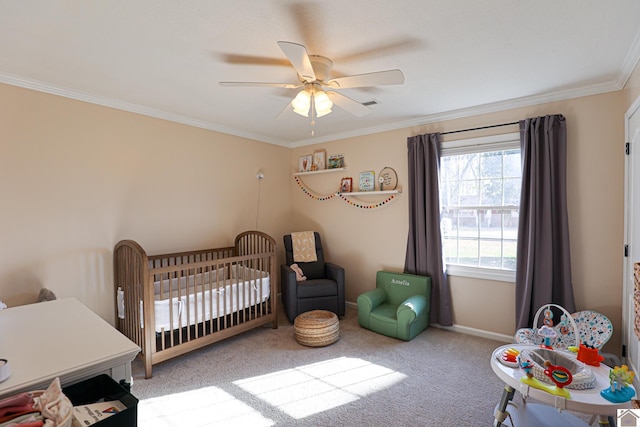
<box><xmin>114</xmin><ymin>230</ymin><xmax>278</xmax><ymax>378</ymax></box>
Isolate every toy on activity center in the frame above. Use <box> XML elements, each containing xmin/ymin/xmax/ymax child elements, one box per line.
<box><xmin>576</xmin><ymin>342</ymin><xmax>605</xmax><ymax>367</ymax></box>
<box><xmin>601</xmin><ymin>365</ymin><xmax>636</xmax><ymax>403</ymax></box>
<box><xmin>536</xmin><ymin>306</ymin><xmax>570</xmax><ymax>349</ymax></box>
<box><xmin>543</xmin><ymin>361</ymin><xmax>573</xmax><ymax>389</ymax></box>
<box><xmin>538</xmin><ymin>325</ymin><xmax>557</xmax><ymax>349</ymax></box>
<box><xmin>514</xmin><ymin>346</ymin><xmax>603</xmax><ymax>399</ymax></box>
<box><xmin>517</xmin><ymin>353</ymin><xmax>573</xmax><ymax>399</ymax></box>
<box><xmin>499</xmin><ymin>347</ymin><xmax>520</xmax><ymax>367</ymax></box>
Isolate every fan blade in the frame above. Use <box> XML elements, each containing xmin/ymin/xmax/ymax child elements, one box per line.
<box><xmin>219</xmin><ymin>81</ymin><xmax>300</xmax><ymax>89</ymax></box>
<box><xmin>277</xmin><ymin>41</ymin><xmax>316</xmax><ymax>82</ymax></box>
<box><xmin>327</xmin><ymin>69</ymin><xmax>404</xmax><ymax>89</ymax></box>
<box><xmin>327</xmin><ymin>91</ymin><xmax>371</xmax><ymax>117</ymax></box>
<box><xmin>218</xmin><ymin>53</ymin><xmax>290</xmax><ymax>67</ymax></box>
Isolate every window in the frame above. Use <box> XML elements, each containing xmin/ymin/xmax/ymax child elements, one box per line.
<box><xmin>439</xmin><ymin>133</ymin><xmax>521</xmax><ymax>281</ymax></box>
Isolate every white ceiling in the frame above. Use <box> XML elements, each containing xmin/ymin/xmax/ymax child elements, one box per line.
<box><xmin>2</xmin><ymin>1</ymin><xmax>640</xmax><ymax>147</ymax></box>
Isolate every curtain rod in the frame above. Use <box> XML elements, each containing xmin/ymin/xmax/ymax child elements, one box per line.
<box><xmin>440</xmin><ymin>121</ymin><xmax>519</xmax><ymax>136</ymax></box>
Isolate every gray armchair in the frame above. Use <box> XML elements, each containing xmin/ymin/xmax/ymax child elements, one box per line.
<box><xmin>281</xmin><ymin>232</ymin><xmax>345</xmax><ymax>323</ymax></box>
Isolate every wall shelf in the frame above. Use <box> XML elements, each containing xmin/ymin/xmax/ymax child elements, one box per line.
<box><xmin>293</xmin><ymin>167</ymin><xmax>346</xmax><ymax>177</ymax></box>
<box><xmin>293</xmin><ymin>167</ymin><xmax>400</xmax><ymax>209</ymax></box>
<box><xmin>339</xmin><ymin>190</ymin><xmax>401</xmax><ymax>196</ymax></box>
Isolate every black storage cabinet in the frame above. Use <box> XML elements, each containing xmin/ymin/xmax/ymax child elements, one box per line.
<box><xmin>62</xmin><ymin>374</ymin><xmax>138</xmax><ymax>427</ymax></box>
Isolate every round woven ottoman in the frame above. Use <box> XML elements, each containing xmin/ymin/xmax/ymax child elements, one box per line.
<box><xmin>294</xmin><ymin>310</ymin><xmax>340</xmax><ymax>347</ymax></box>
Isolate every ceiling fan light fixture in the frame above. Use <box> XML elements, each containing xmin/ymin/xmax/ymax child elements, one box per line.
<box><xmin>314</xmin><ymin>90</ymin><xmax>333</xmax><ymax>117</ymax></box>
<box><xmin>221</xmin><ymin>41</ymin><xmax>405</xmax><ymax>125</ymax></box>
<box><xmin>292</xmin><ymin>89</ymin><xmax>311</xmax><ymax>117</ymax></box>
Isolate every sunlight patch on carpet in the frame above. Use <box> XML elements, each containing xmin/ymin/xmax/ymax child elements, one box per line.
<box><xmin>138</xmin><ymin>385</ymin><xmax>274</xmax><ymax>427</ymax></box>
<box><xmin>233</xmin><ymin>356</ymin><xmax>407</xmax><ymax>419</ymax></box>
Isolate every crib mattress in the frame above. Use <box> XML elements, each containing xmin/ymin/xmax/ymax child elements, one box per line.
<box><xmin>142</xmin><ymin>266</ymin><xmax>271</xmax><ymax>333</ymax></box>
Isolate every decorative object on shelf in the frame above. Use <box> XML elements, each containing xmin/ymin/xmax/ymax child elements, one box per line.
<box><xmin>359</xmin><ymin>171</ymin><xmax>375</xmax><ymax>192</ymax></box>
<box><xmin>313</xmin><ymin>149</ymin><xmax>326</xmax><ymax>170</ymax></box>
<box><xmin>601</xmin><ymin>364</ymin><xmax>636</xmax><ymax>403</ymax></box>
<box><xmin>340</xmin><ymin>177</ymin><xmax>353</xmax><ymax>193</ymax></box>
<box><xmin>299</xmin><ymin>155</ymin><xmax>313</xmax><ymax>172</ymax></box>
<box><xmin>378</xmin><ymin>166</ymin><xmax>398</xmax><ymax>191</ymax></box>
<box><xmin>328</xmin><ymin>153</ymin><xmax>345</xmax><ymax>169</ymax></box>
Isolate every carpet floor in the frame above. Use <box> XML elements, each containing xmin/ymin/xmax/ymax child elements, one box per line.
<box><xmin>129</xmin><ymin>305</ymin><xmax>555</xmax><ymax>426</ymax></box>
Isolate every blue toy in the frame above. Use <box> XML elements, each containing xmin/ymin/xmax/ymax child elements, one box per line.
<box><xmin>601</xmin><ymin>365</ymin><xmax>636</xmax><ymax>403</ymax></box>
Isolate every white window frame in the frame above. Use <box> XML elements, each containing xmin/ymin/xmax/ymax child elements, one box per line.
<box><xmin>440</xmin><ymin>132</ymin><xmax>520</xmax><ymax>283</ymax></box>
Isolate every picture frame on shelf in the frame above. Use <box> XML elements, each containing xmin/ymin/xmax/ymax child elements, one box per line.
<box><xmin>359</xmin><ymin>171</ymin><xmax>375</xmax><ymax>191</ymax></box>
<box><xmin>378</xmin><ymin>166</ymin><xmax>398</xmax><ymax>191</ymax></box>
<box><xmin>328</xmin><ymin>153</ymin><xmax>345</xmax><ymax>169</ymax></box>
<box><xmin>313</xmin><ymin>149</ymin><xmax>327</xmax><ymax>170</ymax></box>
<box><xmin>299</xmin><ymin>154</ymin><xmax>313</xmax><ymax>172</ymax></box>
<box><xmin>340</xmin><ymin>177</ymin><xmax>353</xmax><ymax>193</ymax></box>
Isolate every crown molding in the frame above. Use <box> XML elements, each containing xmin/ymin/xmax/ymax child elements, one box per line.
<box><xmin>0</xmin><ymin>73</ymin><xmax>290</xmax><ymax>147</ymax></box>
<box><xmin>618</xmin><ymin>28</ymin><xmax>640</xmax><ymax>89</ymax></box>
<box><xmin>290</xmin><ymin>79</ymin><xmax>623</xmax><ymax>147</ymax></box>
<box><xmin>0</xmin><ymin>67</ymin><xmax>633</xmax><ymax>149</ymax></box>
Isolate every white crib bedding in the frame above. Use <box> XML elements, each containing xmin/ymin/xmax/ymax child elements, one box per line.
<box><xmin>142</xmin><ymin>265</ymin><xmax>271</xmax><ymax>333</ymax></box>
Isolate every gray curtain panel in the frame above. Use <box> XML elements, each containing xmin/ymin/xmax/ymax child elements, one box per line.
<box><xmin>405</xmin><ymin>133</ymin><xmax>453</xmax><ymax>326</ymax></box>
<box><xmin>515</xmin><ymin>114</ymin><xmax>576</xmax><ymax>329</ymax></box>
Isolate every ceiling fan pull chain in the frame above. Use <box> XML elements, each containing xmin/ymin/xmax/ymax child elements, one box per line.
<box><xmin>310</xmin><ymin>93</ymin><xmax>316</xmax><ymax>136</ymax></box>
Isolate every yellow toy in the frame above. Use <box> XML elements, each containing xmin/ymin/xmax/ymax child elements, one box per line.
<box><xmin>601</xmin><ymin>365</ymin><xmax>636</xmax><ymax>403</ymax></box>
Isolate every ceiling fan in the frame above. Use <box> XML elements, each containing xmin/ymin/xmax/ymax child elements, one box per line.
<box><xmin>219</xmin><ymin>41</ymin><xmax>405</xmax><ymax>120</ymax></box>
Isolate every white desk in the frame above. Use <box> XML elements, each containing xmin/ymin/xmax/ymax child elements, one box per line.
<box><xmin>491</xmin><ymin>344</ymin><xmax>634</xmax><ymax>427</ymax></box>
<box><xmin>0</xmin><ymin>298</ymin><xmax>140</xmax><ymax>398</ymax></box>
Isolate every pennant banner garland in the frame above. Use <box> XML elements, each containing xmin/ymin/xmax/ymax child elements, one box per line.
<box><xmin>294</xmin><ymin>176</ymin><xmax>397</xmax><ymax>209</ymax></box>
<box><xmin>294</xmin><ymin>176</ymin><xmax>337</xmax><ymax>201</ymax></box>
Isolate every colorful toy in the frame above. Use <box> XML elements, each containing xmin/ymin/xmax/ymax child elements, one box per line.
<box><xmin>577</xmin><ymin>342</ymin><xmax>604</xmax><ymax>366</ymax></box>
<box><xmin>542</xmin><ymin>307</ymin><xmax>554</xmax><ymax>326</ymax></box>
<box><xmin>601</xmin><ymin>365</ymin><xmax>636</xmax><ymax>403</ymax></box>
<box><xmin>518</xmin><ymin>355</ymin><xmax>534</xmax><ymax>378</ymax></box>
<box><xmin>518</xmin><ymin>356</ymin><xmax>572</xmax><ymax>398</ymax></box>
<box><xmin>535</xmin><ymin>308</ymin><xmax>572</xmax><ymax>349</ymax></box>
<box><xmin>501</xmin><ymin>347</ymin><xmax>520</xmax><ymax>363</ymax></box>
<box><xmin>537</xmin><ymin>325</ymin><xmax>557</xmax><ymax>349</ymax></box>
<box><xmin>544</xmin><ymin>361</ymin><xmax>573</xmax><ymax>389</ymax></box>
<box><xmin>498</xmin><ymin>347</ymin><xmax>520</xmax><ymax>368</ymax></box>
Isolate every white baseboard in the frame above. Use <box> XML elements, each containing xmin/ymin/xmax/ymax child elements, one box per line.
<box><xmin>346</xmin><ymin>300</ymin><xmax>513</xmax><ymax>343</ymax></box>
<box><xmin>430</xmin><ymin>323</ymin><xmax>513</xmax><ymax>343</ymax></box>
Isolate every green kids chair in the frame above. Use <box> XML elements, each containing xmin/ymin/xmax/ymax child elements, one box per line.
<box><xmin>357</xmin><ymin>271</ymin><xmax>431</xmax><ymax>341</ymax></box>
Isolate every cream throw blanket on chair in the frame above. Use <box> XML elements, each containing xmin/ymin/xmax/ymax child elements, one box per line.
<box><xmin>292</xmin><ymin>231</ymin><xmax>317</xmax><ymax>262</ymax></box>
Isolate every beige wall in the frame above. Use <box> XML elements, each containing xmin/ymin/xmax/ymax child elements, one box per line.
<box><xmin>1</xmin><ymin>78</ymin><xmax>631</xmax><ymax>356</ymax></box>
<box><xmin>291</xmin><ymin>91</ymin><xmax>625</xmax><ymax>354</ymax></box>
<box><xmin>0</xmin><ymin>83</ymin><xmax>291</xmax><ymax>322</ymax></box>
